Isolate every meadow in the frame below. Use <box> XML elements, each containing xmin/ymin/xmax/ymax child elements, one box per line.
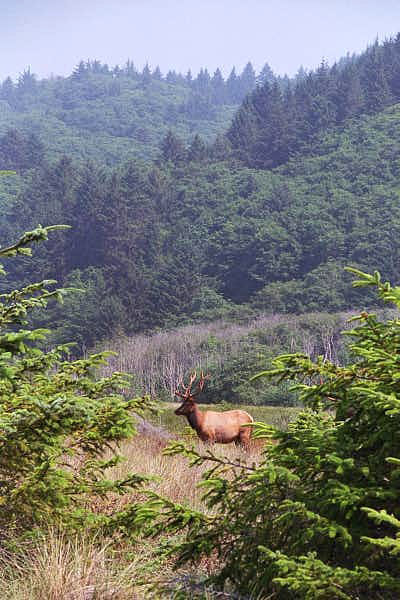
<box><xmin>0</xmin><ymin>403</ymin><xmax>297</xmax><ymax>599</ymax></box>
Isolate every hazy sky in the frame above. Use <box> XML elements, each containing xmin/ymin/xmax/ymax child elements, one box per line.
<box><xmin>1</xmin><ymin>0</ymin><xmax>400</xmax><ymax>81</ymax></box>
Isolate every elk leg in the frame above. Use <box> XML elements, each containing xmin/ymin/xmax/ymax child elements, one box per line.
<box><xmin>238</xmin><ymin>428</ymin><xmax>251</xmax><ymax>449</ymax></box>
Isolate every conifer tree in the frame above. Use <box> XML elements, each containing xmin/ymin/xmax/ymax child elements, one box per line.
<box><xmin>0</xmin><ymin>129</ymin><xmax>27</xmax><ymax>170</ymax></box>
<box><xmin>188</xmin><ymin>134</ymin><xmax>207</xmax><ymax>162</ymax></box>
<box><xmin>193</xmin><ymin>68</ymin><xmax>211</xmax><ymax>95</ymax></box>
<box><xmin>227</xmin><ymin>94</ymin><xmax>258</xmax><ymax>163</ymax></box>
<box><xmin>336</xmin><ymin>63</ymin><xmax>364</xmax><ymax>121</ymax></box>
<box><xmin>160</xmin><ymin>130</ymin><xmax>185</xmax><ymax>164</ymax></box>
<box><xmin>17</xmin><ymin>68</ymin><xmax>37</xmax><ymax>93</ymax></box>
<box><xmin>152</xmin><ymin>65</ymin><xmax>163</xmax><ymax>80</ymax></box>
<box><xmin>124</xmin><ymin>59</ymin><xmax>136</xmax><ymax>77</ymax></box>
<box><xmin>72</xmin><ymin>61</ymin><xmax>87</xmax><ymax>80</ymax></box>
<box><xmin>226</xmin><ymin>67</ymin><xmax>240</xmax><ymax>102</ymax></box>
<box><xmin>210</xmin><ymin>133</ymin><xmax>232</xmax><ymax>160</ymax></box>
<box><xmin>0</xmin><ymin>76</ymin><xmax>14</xmax><ymax>105</ymax></box>
<box><xmin>141</xmin><ymin>62</ymin><xmax>152</xmax><ymax>85</ymax></box>
<box><xmin>362</xmin><ymin>43</ymin><xmax>392</xmax><ymax>112</ymax></box>
<box><xmin>185</xmin><ymin>69</ymin><xmax>193</xmax><ymax>85</ymax></box>
<box><xmin>166</xmin><ymin>70</ymin><xmax>179</xmax><ymax>84</ymax></box>
<box><xmin>257</xmin><ymin>62</ymin><xmax>275</xmax><ymax>87</ymax></box>
<box><xmin>90</xmin><ymin>59</ymin><xmax>102</xmax><ymax>74</ymax></box>
<box><xmin>295</xmin><ymin>65</ymin><xmax>307</xmax><ymax>82</ymax></box>
<box><xmin>67</xmin><ymin>162</ymin><xmax>106</xmax><ymax>270</ymax></box>
<box><xmin>211</xmin><ymin>68</ymin><xmax>226</xmax><ymax>104</ymax></box>
<box><xmin>386</xmin><ymin>33</ymin><xmax>400</xmax><ymax>98</ymax></box>
<box><xmin>240</xmin><ymin>61</ymin><xmax>256</xmax><ymax>96</ymax></box>
<box><xmin>0</xmin><ymin>225</ymin><xmax>151</xmax><ymax>538</ymax></box>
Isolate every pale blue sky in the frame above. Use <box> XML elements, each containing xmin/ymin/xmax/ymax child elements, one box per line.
<box><xmin>0</xmin><ymin>0</ymin><xmax>399</xmax><ymax>81</ymax></box>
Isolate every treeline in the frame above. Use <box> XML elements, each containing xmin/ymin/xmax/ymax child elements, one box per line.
<box><xmin>0</xmin><ymin>59</ymin><xmax>268</xmax><ymax>112</ymax></box>
<box><xmin>0</xmin><ymin>64</ymin><xmax>238</xmax><ymax>165</ymax></box>
<box><xmin>228</xmin><ymin>35</ymin><xmax>400</xmax><ymax>167</ymax></box>
<box><xmin>0</xmin><ymin>59</ymin><xmax>268</xmax><ymax>164</ymax></box>
<box><xmin>3</xmin><ymin>35</ymin><xmax>400</xmax><ymax>348</ymax></box>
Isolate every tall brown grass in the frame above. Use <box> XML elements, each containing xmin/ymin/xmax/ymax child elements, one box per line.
<box><xmin>0</xmin><ymin>403</ymin><xmax>292</xmax><ymax>599</ymax></box>
<box><xmin>0</xmin><ymin>427</ymin><xmax>267</xmax><ymax>599</ymax></box>
<box><xmin>0</xmin><ymin>528</ymin><xmax>149</xmax><ymax>599</ymax></box>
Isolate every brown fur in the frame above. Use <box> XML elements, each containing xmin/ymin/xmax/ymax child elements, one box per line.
<box><xmin>175</xmin><ymin>400</ymin><xmax>253</xmax><ymax>447</ymax></box>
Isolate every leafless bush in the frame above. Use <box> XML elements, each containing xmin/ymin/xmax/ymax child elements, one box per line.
<box><xmin>98</xmin><ymin>310</ymin><xmax>369</xmax><ymax>401</ymax></box>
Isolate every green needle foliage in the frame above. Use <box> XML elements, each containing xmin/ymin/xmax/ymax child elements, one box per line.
<box><xmin>146</xmin><ymin>268</ymin><xmax>400</xmax><ymax>599</ymax></box>
<box><xmin>0</xmin><ymin>226</ymin><xmax>151</xmax><ymax>539</ymax></box>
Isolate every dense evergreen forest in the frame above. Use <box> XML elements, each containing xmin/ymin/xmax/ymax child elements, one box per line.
<box><xmin>228</xmin><ymin>36</ymin><xmax>400</xmax><ymax>167</ymax></box>
<box><xmin>0</xmin><ymin>59</ymin><xmax>264</xmax><ymax>164</ymax></box>
<box><xmin>2</xmin><ymin>37</ymin><xmax>400</xmax><ymax>348</ymax></box>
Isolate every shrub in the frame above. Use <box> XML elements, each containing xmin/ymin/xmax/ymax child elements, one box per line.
<box><xmin>202</xmin><ymin>341</ymin><xmax>297</xmax><ymax>405</ymax></box>
<box><xmin>0</xmin><ymin>226</ymin><xmax>151</xmax><ymax>540</ymax></box>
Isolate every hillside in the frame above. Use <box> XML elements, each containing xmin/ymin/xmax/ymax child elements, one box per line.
<box><xmin>3</xmin><ymin>100</ymin><xmax>400</xmax><ymax>348</ymax></box>
<box><xmin>2</xmin><ymin>38</ymin><xmax>400</xmax><ymax>349</ymax></box>
<box><xmin>0</xmin><ymin>61</ymin><xmax>259</xmax><ymax>165</ymax></box>
<box><xmin>228</xmin><ymin>35</ymin><xmax>400</xmax><ymax>168</ymax></box>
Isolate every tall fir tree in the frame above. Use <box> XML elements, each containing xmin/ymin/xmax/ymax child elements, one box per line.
<box><xmin>257</xmin><ymin>62</ymin><xmax>275</xmax><ymax>87</ymax></box>
<box><xmin>362</xmin><ymin>42</ymin><xmax>392</xmax><ymax>112</ymax></box>
<box><xmin>188</xmin><ymin>134</ymin><xmax>207</xmax><ymax>162</ymax></box>
<box><xmin>152</xmin><ymin>65</ymin><xmax>163</xmax><ymax>80</ymax></box>
<box><xmin>160</xmin><ymin>130</ymin><xmax>185</xmax><ymax>164</ymax></box>
<box><xmin>211</xmin><ymin>68</ymin><xmax>226</xmax><ymax>104</ymax></box>
<box><xmin>226</xmin><ymin>67</ymin><xmax>241</xmax><ymax>102</ymax></box>
<box><xmin>240</xmin><ymin>61</ymin><xmax>256</xmax><ymax>96</ymax></box>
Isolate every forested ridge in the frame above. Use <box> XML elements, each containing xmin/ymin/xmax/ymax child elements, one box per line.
<box><xmin>2</xmin><ymin>36</ymin><xmax>400</xmax><ymax>348</ymax></box>
<box><xmin>228</xmin><ymin>35</ymin><xmax>400</xmax><ymax>167</ymax></box>
<box><xmin>0</xmin><ymin>59</ymin><xmax>263</xmax><ymax>165</ymax></box>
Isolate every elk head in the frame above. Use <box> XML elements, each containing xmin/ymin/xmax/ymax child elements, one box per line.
<box><xmin>174</xmin><ymin>371</ymin><xmax>207</xmax><ymax>415</ymax></box>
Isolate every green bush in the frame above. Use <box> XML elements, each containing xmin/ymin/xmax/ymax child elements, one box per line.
<box><xmin>202</xmin><ymin>341</ymin><xmax>297</xmax><ymax>406</ymax></box>
<box><xmin>0</xmin><ymin>226</ymin><xmax>151</xmax><ymax>540</ymax></box>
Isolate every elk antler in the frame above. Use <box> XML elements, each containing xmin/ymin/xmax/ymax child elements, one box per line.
<box><xmin>174</xmin><ymin>371</ymin><xmax>209</xmax><ymax>399</ymax></box>
<box><xmin>174</xmin><ymin>371</ymin><xmax>198</xmax><ymax>399</ymax></box>
<box><xmin>192</xmin><ymin>371</ymin><xmax>209</xmax><ymax>396</ymax></box>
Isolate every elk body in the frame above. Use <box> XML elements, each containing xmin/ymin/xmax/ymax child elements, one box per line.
<box><xmin>174</xmin><ymin>372</ymin><xmax>253</xmax><ymax>447</ymax></box>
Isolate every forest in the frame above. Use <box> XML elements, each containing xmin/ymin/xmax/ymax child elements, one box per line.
<box><xmin>2</xmin><ymin>37</ymin><xmax>400</xmax><ymax>351</ymax></box>
<box><xmin>1</xmin><ymin>29</ymin><xmax>400</xmax><ymax>600</ymax></box>
<box><xmin>0</xmin><ymin>59</ymin><xmax>264</xmax><ymax>164</ymax></box>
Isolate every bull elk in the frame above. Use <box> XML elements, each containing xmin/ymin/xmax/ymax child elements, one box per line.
<box><xmin>174</xmin><ymin>372</ymin><xmax>253</xmax><ymax>447</ymax></box>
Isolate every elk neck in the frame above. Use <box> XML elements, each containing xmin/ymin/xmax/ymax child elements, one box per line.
<box><xmin>186</xmin><ymin>402</ymin><xmax>204</xmax><ymax>432</ymax></box>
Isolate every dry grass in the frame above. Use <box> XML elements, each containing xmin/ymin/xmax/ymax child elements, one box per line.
<box><xmin>0</xmin><ymin>403</ymin><xmax>289</xmax><ymax>599</ymax></box>
<box><xmin>0</xmin><ymin>431</ymin><xmax>260</xmax><ymax>600</ymax></box>
<box><xmin>99</xmin><ymin>429</ymin><xmax>266</xmax><ymax>514</ymax></box>
<box><xmin>0</xmin><ymin>529</ymin><xmax>148</xmax><ymax>599</ymax></box>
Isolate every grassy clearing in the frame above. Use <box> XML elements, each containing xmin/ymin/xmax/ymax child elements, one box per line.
<box><xmin>0</xmin><ymin>434</ymin><xmax>262</xmax><ymax>599</ymax></box>
<box><xmin>0</xmin><ymin>403</ymin><xmax>296</xmax><ymax>599</ymax></box>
